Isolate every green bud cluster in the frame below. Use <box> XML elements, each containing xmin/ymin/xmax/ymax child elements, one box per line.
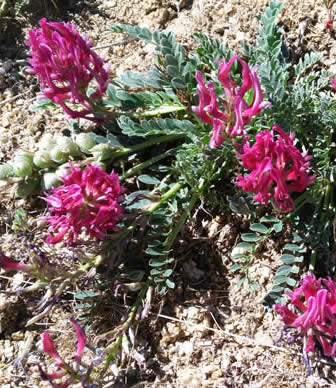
<box><xmin>0</xmin><ymin>132</ymin><xmax>113</xmax><ymax>197</ymax></box>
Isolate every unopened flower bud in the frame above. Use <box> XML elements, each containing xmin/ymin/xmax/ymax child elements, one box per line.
<box><xmin>33</xmin><ymin>150</ymin><xmax>54</xmax><ymax>169</ymax></box>
<box><xmin>16</xmin><ymin>175</ymin><xmax>40</xmax><ymax>197</ymax></box>
<box><xmin>74</xmin><ymin>133</ymin><xmax>97</xmax><ymax>154</ymax></box>
<box><xmin>55</xmin><ymin>163</ymin><xmax>70</xmax><ymax>179</ymax></box>
<box><xmin>42</xmin><ymin>172</ymin><xmax>60</xmax><ymax>191</ymax></box>
<box><xmin>0</xmin><ymin>164</ymin><xmax>14</xmax><ymax>180</ymax></box>
<box><xmin>38</xmin><ymin>133</ymin><xmax>56</xmax><ymax>151</ymax></box>
<box><xmin>13</xmin><ymin>160</ymin><xmax>33</xmax><ymax>178</ymax></box>
<box><xmin>15</xmin><ymin>152</ymin><xmax>34</xmax><ymax>164</ymax></box>
<box><xmin>90</xmin><ymin>143</ymin><xmax>114</xmax><ymax>161</ymax></box>
<box><xmin>55</xmin><ymin>135</ymin><xmax>80</xmax><ymax>156</ymax></box>
<box><xmin>50</xmin><ymin>146</ymin><xmax>68</xmax><ymax>164</ymax></box>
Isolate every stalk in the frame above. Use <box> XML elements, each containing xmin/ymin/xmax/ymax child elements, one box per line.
<box><xmin>111</xmin><ymin>133</ymin><xmax>185</xmax><ymax>161</ymax></box>
<box><xmin>145</xmin><ymin>182</ymin><xmax>184</xmax><ymax>215</ymax></box>
<box><xmin>102</xmin><ymin>282</ymin><xmax>149</xmax><ymax>370</ymax></box>
<box><xmin>163</xmin><ymin>190</ymin><xmax>200</xmax><ymax>251</ymax></box>
<box><xmin>121</xmin><ymin>148</ymin><xmax>177</xmax><ymax>181</ymax></box>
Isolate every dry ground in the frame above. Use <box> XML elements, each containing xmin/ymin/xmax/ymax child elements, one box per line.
<box><xmin>1</xmin><ymin>0</ymin><xmax>336</xmax><ymax>387</ymax></box>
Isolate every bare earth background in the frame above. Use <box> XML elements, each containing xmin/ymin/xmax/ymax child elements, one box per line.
<box><xmin>1</xmin><ymin>0</ymin><xmax>336</xmax><ymax>387</ymax></box>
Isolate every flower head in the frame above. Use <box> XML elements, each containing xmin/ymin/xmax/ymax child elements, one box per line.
<box><xmin>43</xmin><ymin>164</ymin><xmax>124</xmax><ymax>245</ymax></box>
<box><xmin>331</xmin><ymin>78</ymin><xmax>336</xmax><ymax>91</ymax></box>
<box><xmin>275</xmin><ymin>274</ymin><xmax>336</xmax><ymax>356</ymax></box>
<box><xmin>236</xmin><ymin>125</ymin><xmax>315</xmax><ymax>212</ymax></box>
<box><xmin>192</xmin><ymin>55</ymin><xmax>270</xmax><ymax>148</ymax></box>
<box><xmin>25</xmin><ymin>18</ymin><xmax>109</xmax><ymax>122</ymax></box>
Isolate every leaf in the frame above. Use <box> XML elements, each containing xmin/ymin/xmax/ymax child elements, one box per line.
<box><xmin>150</xmin><ymin>268</ymin><xmax>163</xmax><ymax>275</ymax></box>
<box><xmin>231</xmin><ymin>264</ymin><xmax>243</xmax><ymax>271</ymax></box>
<box><xmin>75</xmin><ymin>291</ymin><xmax>100</xmax><ymax>300</ymax></box>
<box><xmin>146</xmin><ymin>247</ymin><xmax>166</xmax><ymax>256</ymax></box>
<box><xmin>138</xmin><ymin>175</ymin><xmax>161</xmax><ymax>185</ymax></box>
<box><xmin>249</xmin><ymin>282</ymin><xmax>259</xmax><ymax>291</ymax></box>
<box><xmin>280</xmin><ymin>253</ymin><xmax>302</xmax><ymax>264</ymax></box>
<box><xmin>272</xmin><ymin>275</ymin><xmax>289</xmax><ymax>284</ymax></box>
<box><xmin>166</xmin><ymin>279</ymin><xmax>175</xmax><ymax>289</ymax></box>
<box><xmin>275</xmin><ymin>265</ymin><xmax>293</xmax><ymax>276</ymax></box>
<box><xmin>118</xmin><ymin>116</ymin><xmax>195</xmax><ymax>137</ymax></box>
<box><xmin>250</xmin><ymin>223</ymin><xmax>269</xmax><ymax>234</ymax></box>
<box><xmin>241</xmin><ymin>233</ymin><xmax>261</xmax><ymax>242</ymax></box>
<box><xmin>29</xmin><ymin>98</ymin><xmax>56</xmax><ymax>112</ymax></box>
<box><xmin>235</xmin><ymin>242</ymin><xmax>253</xmax><ymax>251</ymax></box>
<box><xmin>232</xmin><ymin>253</ymin><xmax>250</xmax><ymax>260</ymax></box>
<box><xmin>171</xmin><ymin>78</ymin><xmax>186</xmax><ymax>89</ymax></box>
<box><xmin>269</xmin><ymin>285</ymin><xmax>284</xmax><ymax>293</ymax></box>
<box><xmin>162</xmin><ymin>269</ymin><xmax>173</xmax><ymax>277</ymax></box>
<box><xmin>272</xmin><ymin>222</ymin><xmax>283</xmax><ymax>233</ymax></box>
<box><xmin>149</xmin><ymin>259</ymin><xmax>165</xmax><ymax>267</ymax></box>
<box><xmin>229</xmin><ymin>195</ymin><xmax>253</xmax><ymax>215</ymax></box>
<box><xmin>283</xmin><ymin>243</ymin><xmax>305</xmax><ymax>252</ymax></box>
<box><xmin>236</xmin><ymin>277</ymin><xmax>246</xmax><ymax>289</ymax></box>
<box><xmin>286</xmin><ymin>277</ymin><xmax>297</xmax><ymax>287</ymax></box>
<box><xmin>73</xmin><ymin>303</ymin><xmax>92</xmax><ymax>310</ymax></box>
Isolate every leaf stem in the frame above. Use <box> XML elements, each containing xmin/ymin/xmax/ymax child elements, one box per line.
<box><xmin>120</xmin><ymin>148</ymin><xmax>177</xmax><ymax>181</ymax></box>
<box><xmin>103</xmin><ymin>282</ymin><xmax>149</xmax><ymax>370</ymax></box>
<box><xmin>163</xmin><ymin>190</ymin><xmax>200</xmax><ymax>251</ymax></box>
<box><xmin>111</xmin><ymin>133</ymin><xmax>185</xmax><ymax>161</ymax></box>
<box><xmin>145</xmin><ymin>182</ymin><xmax>184</xmax><ymax>215</ymax></box>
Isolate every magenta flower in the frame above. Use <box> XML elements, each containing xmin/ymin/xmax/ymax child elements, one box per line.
<box><xmin>332</xmin><ymin>79</ymin><xmax>336</xmax><ymax>91</ymax></box>
<box><xmin>192</xmin><ymin>55</ymin><xmax>270</xmax><ymax>147</ymax></box>
<box><xmin>43</xmin><ymin>164</ymin><xmax>124</xmax><ymax>245</ymax></box>
<box><xmin>25</xmin><ymin>18</ymin><xmax>109</xmax><ymax>122</ymax></box>
<box><xmin>39</xmin><ymin>318</ymin><xmax>87</xmax><ymax>387</ymax></box>
<box><xmin>236</xmin><ymin>125</ymin><xmax>315</xmax><ymax>212</ymax></box>
<box><xmin>0</xmin><ymin>251</ymin><xmax>32</xmax><ymax>272</ymax></box>
<box><xmin>275</xmin><ymin>274</ymin><xmax>336</xmax><ymax>356</ymax></box>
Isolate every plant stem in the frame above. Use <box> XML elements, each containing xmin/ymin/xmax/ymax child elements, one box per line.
<box><xmin>163</xmin><ymin>190</ymin><xmax>200</xmax><ymax>251</ymax></box>
<box><xmin>103</xmin><ymin>282</ymin><xmax>149</xmax><ymax>370</ymax></box>
<box><xmin>111</xmin><ymin>133</ymin><xmax>185</xmax><ymax>161</ymax></box>
<box><xmin>309</xmin><ymin>249</ymin><xmax>317</xmax><ymax>272</ymax></box>
<box><xmin>121</xmin><ymin>148</ymin><xmax>177</xmax><ymax>181</ymax></box>
<box><xmin>145</xmin><ymin>182</ymin><xmax>184</xmax><ymax>215</ymax></box>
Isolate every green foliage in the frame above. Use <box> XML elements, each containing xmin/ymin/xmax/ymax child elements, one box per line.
<box><xmin>264</xmin><ymin>232</ymin><xmax>305</xmax><ymax>306</ymax></box>
<box><xmin>193</xmin><ymin>33</ymin><xmax>235</xmax><ymax>70</ymax></box>
<box><xmin>0</xmin><ymin>0</ymin><xmax>28</xmax><ymax>16</ymax></box>
<box><xmin>11</xmin><ymin>208</ymin><xmax>28</xmax><ymax>231</ymax></box>
<box><xmin>231</xmin><ymin>216</ymin><xmax>283</xmax><ymax>291</ymax></box>
<box><xmin>118</xmin><ymin>116</ymin><xmax>195</xmax><ymax>137</ymax></box>
<box><xmin>242</xmin><ymin>0</ymin><xmax>336</xmax><ymax>272</ymax></box>
<box><xmin>110</xmin><ymin>24</ymin><xmax>197</xmax><ymax>91</ymax></box>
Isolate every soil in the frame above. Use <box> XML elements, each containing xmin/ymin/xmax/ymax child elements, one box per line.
<box><xmin>1</xmin><ymin>0</ymin><xmax>336</xmax><ymax>387</ymax></box>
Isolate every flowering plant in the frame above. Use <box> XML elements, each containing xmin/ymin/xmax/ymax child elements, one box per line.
<box><xmin>43</xmin><ymin>164</ymin><xmax>124</xmax><ymax>245</ymax></box>
<box><xmin>39</xmin><ymin>318</ymin><xmax>90</xmax><ymax>387</ymax></box>
<box><xmin>25</xmin><ymin>18</ymin><xmax>109</xmax><ymax>122</ymax></box>
<box><xmin>275</xmin><ymin>274</ymin><xmax>336</xmax><ymax>356</ymax></box>
<box><xmin>192</xmin><ymin>55</ymin><xmax>270</xmax><ymax>147</ymax></box>
<box><xmin>2</xmin><ymin>1</ymin><xmax>336</xmax><ymax>384</ymax></box>
<box><xmin>235</xmin><ymin>125</ymin><xmax>315</xmax><ymax>212</ymax></box>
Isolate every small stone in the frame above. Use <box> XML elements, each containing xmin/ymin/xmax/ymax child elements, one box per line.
<box><xmin>11</xmin><ymin>331</ymin><xmax>24</xmax><ymax>341</ymax></box>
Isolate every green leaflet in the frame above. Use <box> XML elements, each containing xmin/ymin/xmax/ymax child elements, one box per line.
<box><xmin>118</xmin><ymin>116</ymin><xmax>195</xmax><ymax>137</ymax></box>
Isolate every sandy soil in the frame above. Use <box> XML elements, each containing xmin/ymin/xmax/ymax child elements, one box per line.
<box><xmin>1</xmin><ymin>0</ymin><xmax>336</xmax><ymax>387</ymax></box>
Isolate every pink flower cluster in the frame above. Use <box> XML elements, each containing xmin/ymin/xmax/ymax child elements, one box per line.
<box><xmin>40</xmin><ymin>318</ymin><xmax>87</xmax><ymax>387</ymax></box>
<box><xmin>192</xmin><ymin>55</ymin><xmax>271</xmax><ymax>148</ymax></box>
<box><xmin>275</xmin><ymin>274</ymin><xmax>336</xmax><ymax>357</ymax></box>
<box><xmin>25</xmin><ymin>18</ymin><xmax>109</xmax><ymax>122</ymax></box>
<box><xmin>43</xmin><ymin>164</ymin><xmax>124</xmax><ymax>245</ymax></box>
<box><xmin>236</xmin><ymin>125</ymin><xmax>315</xmax><ymax>212</ymax></box>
